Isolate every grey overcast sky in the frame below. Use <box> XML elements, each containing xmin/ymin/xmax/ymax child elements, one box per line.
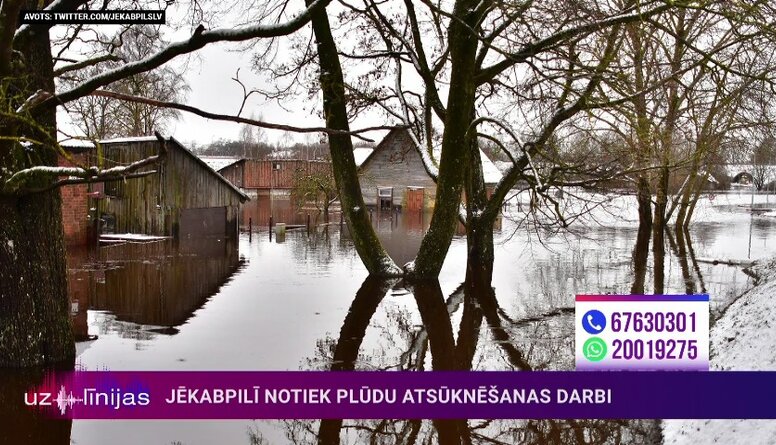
<box><xmin>57</xmin><ymin>2</ymin><xmax>390</xmax><ymax>149</ymax></box>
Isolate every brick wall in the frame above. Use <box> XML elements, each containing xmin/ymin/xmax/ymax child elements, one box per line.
<box><xmin>59</xmin><ymin>153</ymin><xmax>90</xmax><ymax>246</ymax></box>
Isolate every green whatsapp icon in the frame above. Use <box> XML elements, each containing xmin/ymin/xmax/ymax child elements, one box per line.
<box><xmin>583</xmin><ymin>337</ymin><xmax>607</xmax><ymax>362</ymax></box>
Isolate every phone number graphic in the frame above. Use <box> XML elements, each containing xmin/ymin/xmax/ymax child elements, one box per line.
<box><xmin>612</xmin><ymin>339</ymin><xmax>698</xmax><ymax>360</ymax></box>
<box><xmin>575</xmin><ymin>295</ymin><xmax>709</xmax><ymax>371</ymax></box>
<box><xmin>610</xmin><ymin>311</ymin><xmax>697</xmax><ymax>333</ymax></box>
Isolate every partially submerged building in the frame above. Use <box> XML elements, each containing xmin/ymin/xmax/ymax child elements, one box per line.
<box><xmin>357</xmin><ymin>129</ymin><xmax>503</xmax><ymax>210</ymax></box>
<box><xmin>215</xmin><ymin>159</ymin><xmax>331</xmax><ymax>196</ymax></box>
<box><xmin>60</xmin><ymin>135</ymin><xmax>249</xmax><ymax>246</ymax></box>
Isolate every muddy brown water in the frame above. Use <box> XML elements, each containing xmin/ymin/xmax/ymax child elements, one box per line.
<box><xmin>3</xmin><ymin>201</ymin><xmax>776</xmax><ymax>444</ymax></box>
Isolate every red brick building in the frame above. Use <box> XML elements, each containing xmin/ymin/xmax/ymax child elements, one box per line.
<box><xmin>59</xmin><ymin>148</ymin><xmax>93</xmax><ymax>246</ymax></box>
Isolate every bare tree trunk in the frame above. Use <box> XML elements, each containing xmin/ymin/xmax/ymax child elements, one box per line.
<box><xmin>652</xmin><ymin>224</ymin><xmax>666</xmax><ymax>295</ymax></box>
<box><xmin>630</xmin><ymin>223</ymin><xmax>651</xmax><ymax>294</ymax></box>
<box><xmin>652</xmin><ymin>164</ymin><xmax>670</xmax><ymax>233</ymax></box>
<box><xmin>628</xmin><ymin>21</ymin><xmax>654</xmax><ymax>233</ymax></box>
<box><xmin>682</xmin><ymin>171</ymin><xmax>708</xmax><ymax>229</ymax></box>
<box><xmin>674</xmin><ymin>168</ymin><xmax>698</xmax><ymax>229</ymax></box>
<box><xmin>317</xmin><ymin>277</ymin><xmax>392</xmax><ymax>445</ymax></box>
<box><xmin>306</xmin><ymin>0</ymin><xmax>400</xmax><ymax>276</ymax></box>
<box><xmin>411</xmin><ymin>0</ymin><xmax>481</xmax><ymax>279</ymax></box>
<box><xmin>0</xmin><ymin>18</ymin><xmax>75</xmax><ymax>367</ymax></box>
<box><xmin>464</xmin><ymin>121</ymin><xmax>495</xmax><ymax>282</ymax></box>
<box><xmin>636</xmin><ymin>174</ymin><xmax>653</xmax><ymax>230</ymax></box>
<box><xmin>654</xmin><ymin>9</ymin><xmax>686</xmax><ymax>234</ymax></box>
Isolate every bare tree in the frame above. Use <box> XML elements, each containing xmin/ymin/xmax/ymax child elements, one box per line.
<box><xmin>64</xmin><ymin>25</ymin><xmax>190</xmax><ymax>138</ymax></box>
<box><xmin>0</xmin><ymin>0</ymin><xmax>333</xmax><ymax>367</ymax></box>
<box><xmin>752</xmin><ymin>136</ymin><xmax>776</xmax><ymax>191</ymax></box>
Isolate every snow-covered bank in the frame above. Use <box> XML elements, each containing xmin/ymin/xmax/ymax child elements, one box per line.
<box><xmin>503</xmin><ymin>189</ymin><xmax>776</xmax><ymax>228</ymax></box>
<box><xmin>663</xmin><ymin>259</ymin><xmax>776</xmax><ymax>444</ymax></box>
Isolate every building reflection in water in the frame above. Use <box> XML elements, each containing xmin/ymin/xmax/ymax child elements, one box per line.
<box><xmin>67</xmin><ymin>238</ymin><xmax>244</xmax><ymax>341</ymax></box>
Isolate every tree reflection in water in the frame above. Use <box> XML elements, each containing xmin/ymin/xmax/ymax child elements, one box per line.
<box><xmin>277</xmin><ymin>273</ymin><xmax>663</xmax><ymax>445</ymax></box>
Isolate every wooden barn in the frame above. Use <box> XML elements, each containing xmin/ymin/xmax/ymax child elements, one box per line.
<box><xmin>215</xmin><ymin>159</ymin><xmax>332</xmax><ymax>196</ymax></box>
<box><xmin>60</xmin><ymin>135</ymin><xmax>248</xmax><ymax>246</ymax></box>
<box><xmin>357</xmin><ymin>129</ymin><xmax>503</xmax><ymax>210</ymax></box>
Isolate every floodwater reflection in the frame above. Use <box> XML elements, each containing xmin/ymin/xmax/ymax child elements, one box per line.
<box><xmin>67</xmin><ymin>238</ymin><xmax>244</xmax><ymax>341</ymax></box>
<box><xmin>2</xmin><ymin>202</ymin><xmax>776</xmax><ymax>444</ymax></box>
<box><xmin>299</xmin><ymin>276</ymin><xmax>661</xmax><ymax>445</ymax></box>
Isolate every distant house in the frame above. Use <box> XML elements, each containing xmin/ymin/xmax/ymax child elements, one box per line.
<box><xmin>357</xmin><ymin>129</ymin><xmax>503</xmax><ymax>210</ymax></box>
<box><xmin>215</xmin><ymin>159</ymin><xmax>331</xmax><ymax>197</ymax></box>
<box><xmin>60</xmin><ymin>135</ymin><xmax>249</xmax><ymax>246</ymax></box>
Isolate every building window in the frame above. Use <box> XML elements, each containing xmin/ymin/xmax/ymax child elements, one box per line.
<box><xmin>273</xmin><ymin>162</ymin><xmax>282</xmax><ymax>170</ymax></box>
<box><xmin>104</xmin><ymin>179</ymin><xmax>123</xmax><ymax>198</ymax></box>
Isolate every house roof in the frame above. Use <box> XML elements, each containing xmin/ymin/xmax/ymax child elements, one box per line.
<box><xmin>164</xmin><ymin>137</ymin><xmax>250</xmax><ymax>202</ymax></box>
<box><xmin>723</xmin><ymin>164</ymin><xmax>776</xmax><ymax>177</ymax></box>
<box><xmin>359</xmin><ymin>128</ymin><xmax>503</xmax><ymax>185</ymax></box>
<box><xmin>61</xmin><ymin>134</ymin><xmax>249</xmax><ymax>202</ymax></box>
<box><xmin>354</xmin><ymin>147</ymin><xmax>373</xmax><ymax>167</ymax></box>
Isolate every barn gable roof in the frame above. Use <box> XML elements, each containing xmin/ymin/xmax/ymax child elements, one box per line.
<box><xmin>162</xmin><ymin>137</ymin><xmax>250</xmax><ymax>202</ymax></box>
<box><xmin>198</xmin><ymin>156</ymin><xmax>245</xmax><ymax>172</ymax></box>
<box><xmin>359</xmin><ymin>128</ymin><xmax>503</xmax><ymax>185</ymax></box>
<box><xmin>61</xmin><ymin>134</ymin><xmax>249</xmax><ymax>202</ymax></box>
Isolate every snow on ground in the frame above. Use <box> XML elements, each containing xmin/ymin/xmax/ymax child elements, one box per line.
<box><xmin>662</xmin><ymin>258</ymin><xmax>776</xmax><ymax>444</ymax></box>
<box><xmin>503</xmin><ymin>189</ymin><xmax>776</xmax><ymax>228</ymax></box>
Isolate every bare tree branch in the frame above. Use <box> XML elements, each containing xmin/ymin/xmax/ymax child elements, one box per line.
<box><xmin>88</xmin><ymin>89</ymin><xmax>407</xmax><ymax>141</ymax></box>
<box><xmin>46</xmin><ymin>0</ymin><xmax>334</xmax><ymax>107</ymax></box>
<box><xmin>53</xmin><ymin>54</ymin><xmax>123</xmax><ymax>77</ymax></box>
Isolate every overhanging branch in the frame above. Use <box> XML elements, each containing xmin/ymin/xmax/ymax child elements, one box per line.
<box><xmin>45</xmin><ymin>0</ymin><xmax>333</xmax><ymax>107</ymax></box>
<box><xmin>2</xmin><ymin>135</ymin><xmax>166</xmax><ymax>196</ymax></box>
<box><xmin>88</xmin><ymin>89</ymin><xmax>406</xmax><ymax>142</ymax></box>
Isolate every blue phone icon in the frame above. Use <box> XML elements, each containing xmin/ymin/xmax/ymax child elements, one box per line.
<box><xmin>582</xmin><ymin>310</ymin><xmax>606</xmax><ymax>334</ymax></box>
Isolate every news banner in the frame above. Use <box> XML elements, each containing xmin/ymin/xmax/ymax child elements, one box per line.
<box><xmin>23</xmin><ymin>294</ymin><xmax>776</xmax><ymax>419</ymax></box>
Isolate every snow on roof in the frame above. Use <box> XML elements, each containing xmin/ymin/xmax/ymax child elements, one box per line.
<box><xmin>198</xmin><ymin>156</ymin><xmax>243</xmax><ymax>172</ymax></box>
<box><xmin>723</xmin><ymin>164</ymin><xmax>776</xmax><ymax>177</ymax></box>
<box><xmin>354</xmin><ymin>148</ymin><xmax>373</xmax><ymax>167</ymax></box>
<box><xmin>428</xmin><ymin>145</ymin><xmax>502</xmax><ymax>184</ymax></box>
<box><xmin>58</xmin><ymin>139</ymin><xmax>96</xmax><ymax>148</ymax></box>
<box><xmin>480</xmin><ymin>152</ymin><xmax>503</xmax><ymax>184</ymax></box>
<box><xmin>99</xmin><ymin>136</ymin><xmax>159</xmax><ymax>144</ymax></box>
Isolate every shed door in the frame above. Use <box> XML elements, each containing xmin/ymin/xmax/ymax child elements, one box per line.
<box><xmin>407</xmin><ymin>187</ymin><xmax>424</xmax><ymax>211</ymax></box>
<box><xmin>180</xmin><ymin>207</ymin><xmax>227</xmax><ymax>238</ymax></box>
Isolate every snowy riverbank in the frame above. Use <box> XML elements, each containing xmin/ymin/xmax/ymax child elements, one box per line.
<box><xmin>663</xmin><ymin>258</ymin><xmax>776</xmax><ymax>444</ymax></box>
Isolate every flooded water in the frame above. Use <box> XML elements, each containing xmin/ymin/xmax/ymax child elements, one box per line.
<box><xmin>4</xmin><ymin>196</ymin><xmax>776</xmax><ymax>444</ymax></box>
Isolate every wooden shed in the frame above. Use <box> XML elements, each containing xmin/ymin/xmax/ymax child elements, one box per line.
<box><xmin>61</xmin><ymin>135</ymin><xmax>248</xmax><ymax>244</ymax></box>
<box><xmin>358</xmin><ymin>129</ymin><xmax>503</xmax><ymax>210</ymax></box>
<box><xmin>216</xmin><ymin>159</ymin><xmax>331</xmax><ymax>195</ymax></box>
